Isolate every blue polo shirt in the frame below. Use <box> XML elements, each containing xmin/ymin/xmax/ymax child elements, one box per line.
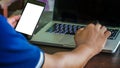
<box><xmin>0</xmin><ymin>15</ymin><xmax>44</xmax><ymax>68</ymax></box>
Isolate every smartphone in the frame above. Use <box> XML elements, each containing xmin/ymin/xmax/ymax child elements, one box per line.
<box><xmin>15</xmin><ymin>0</ymin><xmax>45</xmax><ymax>35</ymax></box>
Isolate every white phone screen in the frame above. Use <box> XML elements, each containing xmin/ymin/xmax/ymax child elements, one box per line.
<box><xmin>15</xmin><ymin>2</ymin><xmax>44</xmax><ymax>35</ymax></box>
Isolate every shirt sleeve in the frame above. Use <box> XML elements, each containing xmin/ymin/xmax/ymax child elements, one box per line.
<box><xmin>0</xmin><ymin>15</ymin><xmax>44</xmax><ymax>68</ymax></box>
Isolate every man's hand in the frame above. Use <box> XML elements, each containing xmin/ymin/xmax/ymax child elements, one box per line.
<box><xmin>74</xmin><ymin>23</ymin><xmax>111</xmax><ymax>54</ymax></box>
<box><xmin>7</xmin><ymin>15</ymin><xmax>21</xmax><ymax>28</ymax></box>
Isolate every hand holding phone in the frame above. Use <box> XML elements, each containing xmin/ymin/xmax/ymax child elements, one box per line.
<box><xmin>15</xmin><ymin>0</ymin><xmax>45</xmax><ymax>35</ymax></box>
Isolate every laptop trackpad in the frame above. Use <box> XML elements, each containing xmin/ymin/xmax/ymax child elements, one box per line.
<box><xmin>59</xmin><ymin>35</ymin><xmax>75</xmax><ymax>47</ymax></box>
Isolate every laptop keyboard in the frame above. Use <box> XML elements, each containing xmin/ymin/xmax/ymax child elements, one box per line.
<box><xmin>47</xmin><ymin>23</ymin><xmax>120</xmax><ymax>40</ymax></box>
<box><xmin>108</xmin><ymin>29</ymin><xmax>120</xmax><ymax>39</ymax></box>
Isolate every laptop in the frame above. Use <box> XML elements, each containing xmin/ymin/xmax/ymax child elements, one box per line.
<box><xmin>31</xmin><ymin>0</ymin><xmax>120</xmax><ymax>53</ymax></box>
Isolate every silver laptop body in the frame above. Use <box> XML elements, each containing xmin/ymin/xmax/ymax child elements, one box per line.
<box><xmin>31</xmin><ymin>0</ymin><xmax>120</xmax><ymax>53</ymax></box>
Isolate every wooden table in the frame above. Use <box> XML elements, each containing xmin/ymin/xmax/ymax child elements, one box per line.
<box><xmin>36</xmin><ymin>44</ymin><xmax>120</xmax><ymax>68</ymax></box>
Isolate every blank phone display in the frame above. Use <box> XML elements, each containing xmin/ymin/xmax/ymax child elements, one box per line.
<box><xmin>15</xmin><ymin>2</ymin><xmax>44</xmax><ymax>35</ymax></box>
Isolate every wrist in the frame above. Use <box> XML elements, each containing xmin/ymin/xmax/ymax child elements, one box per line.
<box><xmin>69</xmin><ymin>44</ymin><xmax>98</xmax><ymax>67</ymax></box>
<box><xmin>73</xmin><ymin>44</ymin><xmax>99</xmax><ymax>58</ymax></box>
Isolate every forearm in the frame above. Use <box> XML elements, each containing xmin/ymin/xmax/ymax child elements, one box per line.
<box><xmin>63</xmin><ymin>44</ymin><xmax>97</xmax><ymax>68</ymax></box>
<box><xmin>43</xmin><ymin>44</ymin><xmax>97</xmax><ymax>68</ymax></box>
<box><xmin>71</xmin><ymin>44</ymin><xmax>97</xmax><ymax>68</ymax></box>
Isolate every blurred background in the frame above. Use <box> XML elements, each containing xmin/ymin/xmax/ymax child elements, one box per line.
<box><xmin>0</xmin><ymin>0</ymin><xmax>54</xmax><ymax>17</ymax></box>
<box><xmin>0</xmin><ymin>0</ymin><xmax>25</xmax><ymax>17</ymax></box>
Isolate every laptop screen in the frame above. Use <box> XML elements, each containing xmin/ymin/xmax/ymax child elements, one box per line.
<box><xmin>53</xmin><ymin>0</ymin><xmax>120</xmax><ymax>27</ymax></box>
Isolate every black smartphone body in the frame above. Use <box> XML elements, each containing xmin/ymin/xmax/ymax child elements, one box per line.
<box><xmin>15</xmin><ymin>0</ymin><xmax>45</xmax><ymax>35</ymax></box>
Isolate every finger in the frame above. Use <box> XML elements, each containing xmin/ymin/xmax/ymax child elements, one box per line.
<box><xmin>95</xmin><ymin>23</ymin><xmax>102</xmax><ymax>31</ymax></box>
<box><xmin>100</xmin><ymin>26</ymin><xmax>107</xmax><ymax>33</ymax></box>
<box><xmin>75</xmin><ymin>28</ymin><xmax>84</xmax><ymax>35</ymax></box>
<box><xmin>86</xmin><ymin>23</ymin><xmax>95</xmax><ymax>29</ymax></box>
<box><xmin>13</xmin><ymin>15</ymin><xmax>21</xmax><ymax>21</ymax></box>
<box><xmin>11</xmin><ymin>18</ymin><xmax>16</xmax><ymax>22</ymax></box>
<box><xmin>79</xmin><ymin>27</ymin><xmax>84</xmax><ymax>31</ymax></box>
<box><xmin>104</xmin><ymin>31</ymin><xmax>111</xmax><ymax>38</ymax></box>
<box><xmin>12</xmin><ymin>22</ymin><xmax>17</xmax><ymax>27</ymax></box>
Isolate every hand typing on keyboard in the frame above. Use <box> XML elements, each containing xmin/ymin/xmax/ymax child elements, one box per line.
<box><xmin>74</xmin><ymin>23</ymin><xmax>111</xmax><ymax>55</ymax></box>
